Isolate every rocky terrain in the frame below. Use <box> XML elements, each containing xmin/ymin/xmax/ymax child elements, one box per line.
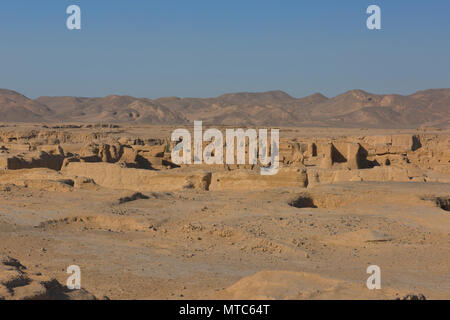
<box><xmin>1</xmin><ymin>88</ymin><xmax>450</xmax><ymax>128</ymax></box>
<box><xmin>0</xmin><ymin>255</ymin><xmax>95</xmax><ymax>300</ymax></box>
<box><xmin>0</xmin><ymin>124</ymin><xmax>448</xmax><ymax>299</ymax></box>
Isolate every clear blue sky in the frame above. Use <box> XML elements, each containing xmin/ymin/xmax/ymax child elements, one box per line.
<box><xmin>1</xmin><ymin>0</ymin><xmax>449</xmax><ymax>99</ymax></box>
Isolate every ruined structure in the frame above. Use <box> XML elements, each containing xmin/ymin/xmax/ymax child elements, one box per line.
<box><xmin>1</xmin><ymin>125</ymin><xmax>448</xmax><ymax>191</ymax></box>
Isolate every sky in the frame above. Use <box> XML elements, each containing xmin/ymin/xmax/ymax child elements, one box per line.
<box><xmin>1</xmin><ymin>0</ymin><xmax>449</xmax><ymax>99</ymax></box>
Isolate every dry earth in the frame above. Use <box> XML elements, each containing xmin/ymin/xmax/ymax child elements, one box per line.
<box><xmin>0</xmin><ymin>124</ymin><xmax>449</xmax><ymax>300</ymax></box>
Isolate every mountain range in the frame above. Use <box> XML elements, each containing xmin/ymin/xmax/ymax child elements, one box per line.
<box><xmin>0</xmin><ymin>88</ymin><xmax>449</xmax><ymax>128</ymax></box>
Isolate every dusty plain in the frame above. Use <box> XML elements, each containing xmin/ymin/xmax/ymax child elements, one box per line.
<box><xmin>0</xmin><ymin>123</ymin><xmax>449</xmax><ymax>300</ymax></box>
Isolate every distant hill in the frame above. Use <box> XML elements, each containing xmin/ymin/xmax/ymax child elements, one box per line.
<box><xmin>0</xmin><ymin>89</ymin><xmax>53</xmax><ymax>122</ymax></box>
<box><xmin>0</xmin><ymin>88</ymin><xmax>449</xmax><ymax>128</ymax></box>
<box><xmin>35</xmin><ymin>95</ymin><xmax>186</xmax><ymax>124</ymax></box>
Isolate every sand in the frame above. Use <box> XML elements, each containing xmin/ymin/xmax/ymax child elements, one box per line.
<box><xmin>0</xmin><ymin>124</ymin><xmax>448</xmax><ymax>300</ymax></box>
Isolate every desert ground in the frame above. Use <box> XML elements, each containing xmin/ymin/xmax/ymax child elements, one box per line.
<box><xmin>0</xmin><ymin>123</ymin><xmax>449</xmax><ymax>300</ymax></box>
